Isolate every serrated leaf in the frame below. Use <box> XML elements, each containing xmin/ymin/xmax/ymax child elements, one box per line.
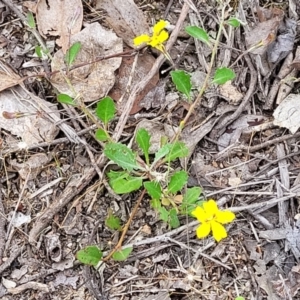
<box><xmin>158</xmin><ymin>207</ymin><xmax>169</xmax><ymax>222</ymax></box>
<box><xmin>144</xmin><ymin>181</ymin><xmax>162</xmax><ymax>200</ymax></box>
<box><xmin>185</xmin><ymin>26</ymin><xmax>210</xmax><ymax>45</ymax></box>
<box><xmin>227</xmin><ymin>17</ymin><xmax>241</xmax><ymax>28</ymax></box>
<box><xmin>95</xmin><ymin>128</ymin><xmax>109</xmax><ymax>142</ymax></box>
<box><xmin>164</xmin><ymin>142</ymin><xmax>189</xmax><ymax>162</ymax></box>
<box><xmin>95</xmin><ymin>97</ymin><xmax>116</xmax><ymax>125</ymax></box>
<box><xmin>107</xmin><ymin>171</ymin><xmax>143</xmax><ymax>194</ymax></box>
<box><xmin>76</xmin><ymin>246</ymin><xmax>102</xmax><ymax>266</ymax></box>
<box><xmin>136</xmin><ymin>128</ymin><xmax>151</xmax><ymax>164</ymax></box>
<box><xmin>26</xmin><ymin>12</ymin><xmax>36</xmax><ymax>29</ymax></box>
<box><xmin>112</xmin><ymin>247</ymin><xmax>133</xmax><ymax>261</ymax></box>
<box><xmin>212</xmin><ymin>67</ymin><xmax>236</xmax><ymax>85</ymax></box>
<box><xmin>167</xmin><ymin>171</ymin><xmax>188</xmax><ymax>194</ymax></box>
<box><xmin>171</xmin><ymin>70</ymin><xmax>192</xmax><ymax>100</ymax></box>
<box><xmin>57</xmin><ymin>94</ymin><xmax>76</xmax><ymax>106</ymax></box>
<box><xmin>153</xmin><ymin>144</ymin><xmax>172</xmax><ymax>165</ymax></box>
<box><xmin>65</xmin><ymin>42</ymin><xmax>81</xmax><ymax>67</ymax></box>
<box><xmin>105</xmin><ymin>210</ymin><xmax>121</xmax><ymax>230</ymax></box>
<box><xmin>169</xmin><ymin>208</ymin><xmax>180</xmax><ymax>228</ymax></box>
<box><xmin>104</xmin><ymin>143</ymin><xmax>139</xmax><ymax>171</ymax></box>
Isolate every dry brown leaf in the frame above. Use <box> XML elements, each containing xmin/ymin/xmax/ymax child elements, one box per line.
<box><xmin>36</xmin><ymin>0</ymin><xmax>83</xmax><ymax>53</ymax></box>
<box><xmin>23</xmin><ymin>1</ymin><xmax>38</xmax><ymax>13</ymax></box>
<box><xmin>273</xmin><ymin>94</ymin><xmax>300</xmax><ymax>134</ymax></box>
<box><xmin>96</xmin><ymin>0</ymin><xmax>149</xmax><ymax>47</ymax></box>
<box><xmin>0</xmin><ymin>71</ymin><xmax>21</xmax><ymax>92</ymax></box>
<box><xmin>51</xmin><ymin>22</ymin><xmax>122</xmax><ymax>102</ymax></box>
<box><xmin>109</xmin><ymin>50</ymin><xmax>159</xmax><ymax>114</ymax></box>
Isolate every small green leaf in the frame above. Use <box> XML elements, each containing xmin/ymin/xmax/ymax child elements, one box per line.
<box><xmin>181</xmin><ymin>187</ymin><xmax>203</xmax><ymax>214</ymax></box>
<box><xmin>26</xmin><ymin>12</ymin><xmax>36</xmax><ymax>29</ymax></box>
<box><xmin>136</xmin><ymin>128</ymin><xmax>151</xmax><ymax>165</ymax></box>
<box><xmin>144</xmin><ymin>181</ymin><xmax>162</xmax><ymax>200</ymax></box>
<box><xmin>167</xmin><ymin>171</ymin><xmax>188</xmax><ymax>194</ymax></box>
<box><xmin>35</xmin><ymin>46</ymin><xmax>49</xmax><ymax>59</ymax></box>
<box><xmin>185</xmin><ymin>26</ymin><xmax>210</xmax><ymax>45</ymax></box>
<box><xmin>212</xmin><ymin>67</ymin><xmax>236</xmax><ymax>85</ymax></box>
<box><xmin>57</xmin><ymin>94</ymin><xmax>76</xmax><ymax>106</ymax></box>
<box><xmin>76</xmin><ymin>246</ymin><xmax>103</xmax><ymax>266</ymax></box>
<box><xmin>169</xmin><ymin>208</ymin><xmax>180</xmax><ymax>228</ymax></box>
<box><xmin>164</xmin><ymin>142</ymin><xmax>189</xmax><ymax>162</ymax></box>
<box><xmin>171</xmin><ymin>70</ymin><xmax>192</xmax><ymax>100</ymax></box>
<box><xmin>95</xmin><ymin>128</ymin><xmax>109</xmax><ymax>142</ymax></box>
<box><xmin>153</xmin><ymin>144</ymin><xmax>172</xmax><ymax>165</ymax></box>
<box><xmin>235</xmin><ymin>297</ymin><xmax>245</xmax><ymax>300</ymax></box>
<box><xmin>158</xmin><ymin>207</ymin><xmax>169</xmax><ymax>222</ymax></box>
<box><xmin>227</xmin><ymin>18</ymin><xmax>241</xmax><ymax>28</ymax></box>
<box><xmin>35</xmin><ymin>46</ymin><xmax>42</xmax><ymax>58</ymax></box>
<box><xmin>105</xmin><ymin>210</ymin><xmax>121</xmax><ymax>230</ymax></box>
<box><xmin>95</xmin><ymin>97</ymin><xmax>116</xmax><ymax>125</ymax></box>
<box><xmin>150</xmin><ymin>198</ymin><xmax>161</xmax><ymax>209</ymax></box>
<box><xmin>104</xmin><ymin>143</ymin><xmax>139</xmax><ymax>171</ymax></box>
<box><xmin>65</xmin><ymin>42</ymin><xmax>81</xmax><ymax>67</ymax></box>
<box><xmin>107</xmin><ymin>171</ymin><xmax>143</xmax><ymax>194</ymax></box>
<box><xmin>112</xmin><ymin>247</ymin><xmax>133</xmax><ymax>261</ymax></box>
<box><xmin>182</xmin><ymin>187</ymin><xmax>202</xmax><ymax>205</ymax></box>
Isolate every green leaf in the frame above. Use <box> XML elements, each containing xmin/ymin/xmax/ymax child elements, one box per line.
<box><xmin>65</xmin><ymin>42</ymin><xmax>81</xmax><ymax>67</ymax></box>
<box><xmin>158</xmin><ymin>207</ymin><xmax>169</xmax><ymax>222</ymax></box>
<box><xmin>57</xmin><ymin>94</ymin><xmax>76</xmax><ymax>106</ymax></box>
<box><xmin>153</xmin><ymin>144</ymin><xmax>172</xmax><ymax>165</ymax></box>
<box><xmin>144</xmin><ymin>181</ymin><xmax>162</xmax><ymax>200</ymax></box>
<box><xmin>136</xmin><ymin>128</ymin><xmax>151</xmax><ymax>164</ymax></box>
<box><xmin>164</xmin><ymin>142</ymin><xmax>189</xmax><ymax>162</ymax></box>
<box><xmin>167</xmin><ymin>171</ymin><xmax>188</xmax><ymax>194</ymax></box>
<box><xmin>150</xmin><ymin>198</ymin><xmax>161</xmax><ymax>209</ymax></box>
<box><xmin>212</xmin><ymin>67</ymin><xmax>236</xmax><ymax>85</ymax></box>
<box><xmin>112</xmin><ymin>247</ymin><xmax>133</xmax><ymax>261</ymax></box>
<box><xmin>105</xmin><ymin>210</ymin><xmax>121</xmax><ymax>230</ymax></box>
<box><xmin>76</xmin><ymin>246</ymin><xmax>103</xmax><ymax>266</ymax></box>
<box><xmin>95</xmin><ymin>97</ymin><xmax>116</xmax><ymax>125</ymax></box>
<box><xmin>95</xmin><ymin>128</ymin><xmax>109</xmax><ymax>142</ymax></box>
<box><xmin>35</xmin><ymin>46</ymin><xmax>48</xmax><ymax>59</ymax></box>
<box><xmin>171</xmin><ymin>70</ymin><xmax>192</xmax><ymax>100</ymax></box>
<box><xmin>185</xmin><ymin>26</ymin><xmax>210</xmax><ymax>45</ymax></box>
<box><xmin>26</xmin><ymin>12</ymin><xmax>36</xmax><ymax>29</ymax></box>
<box><xmin>107</xmin><ymin>171</ymin><xmax>143</xmax><ymax>194</ymax></box>
<box><xmin>35</xmin><ymin>46</ymin><xmax>42</xmax><ymax>58</ymax></box>
<box><xmin>169</xmin><ymin>208</ymin><xmax>180</xmax><ymax>228</ymax></box>
<box><xmin>181</xmin><ymin>187</ymin><xmax>203</xmax><ymax>214</ymax></box>
<box><xmin>104</xmin><ymin>143</ymin><xmax>139</xmax><ymax>171</ymax></box>
<box><xmin>235</xmin><ymin>297</ymin><xmax>245</xmax><ymax>300</ymax></box>
<box><xmin>227</xmin><ymin>17</ymin><xmax>241</xmax><ymax>28</ymax></box>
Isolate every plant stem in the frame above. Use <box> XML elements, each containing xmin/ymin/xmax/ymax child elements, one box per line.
<box><xmin>102</xmin><ymin>189</ymin><xmax>146</xmax><ymax>261</ymax></box>
<box><xmin>171</xmin><ymin>4</ymin><xmax>227</xmax><ymax>142</ymax></box>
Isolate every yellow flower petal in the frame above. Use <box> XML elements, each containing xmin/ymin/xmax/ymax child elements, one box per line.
<box><xmin>191</xmin><ymin>206</ymin><xmax>207</xmax><ymax>223</ymax></box>
<box><xmin>196</xmin><ymin>222</ymin><xmax>211</xmax><ymax>239</ymax></box>
<box><xmin>211</xmin><ymin>220</ymin><xmax>227</xmax><ymax>242</ymax></box>
<box><xmin>133</xmin><ymin>34</ymin><xmax>151</xmax><ymax>46</ymax></box>
<box><xmin>215</xmin><ymin>210</ymin><xmax>235</xmax><ymax>224</ymax></box>
<box><xmin>157</xmin><ymin>30</ymin><xmax>169</xmax><ymax>43</ymax></box>
<box><xmin>153</xmin><ymin>20</ymin><xmax>169</xmax><ymax>36</ymax></box>
<box><xmin>203</xmin><ymin>199</ymin><xmax>218</xmax><ymax>219</ymax></box>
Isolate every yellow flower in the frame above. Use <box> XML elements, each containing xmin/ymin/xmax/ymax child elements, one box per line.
<box><xmin>133</xmin><ymin>20</ymin><xmax>169</xmax><ymax>53</ymax></box>
<box><xmin>191</xmin><ymin>199</ymin><xmax>235</xmax><ymax>242</ymax></box>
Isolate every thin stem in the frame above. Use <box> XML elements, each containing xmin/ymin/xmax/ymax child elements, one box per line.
<box><xmin>102</xmin><ymin>189</ymin><xmax>146</xmax><ymax>261</ymax></box>
<box><xmin>171</xmin><ymin>4</ymin><xmax>227</xmax><ymax>142</ymax></box>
